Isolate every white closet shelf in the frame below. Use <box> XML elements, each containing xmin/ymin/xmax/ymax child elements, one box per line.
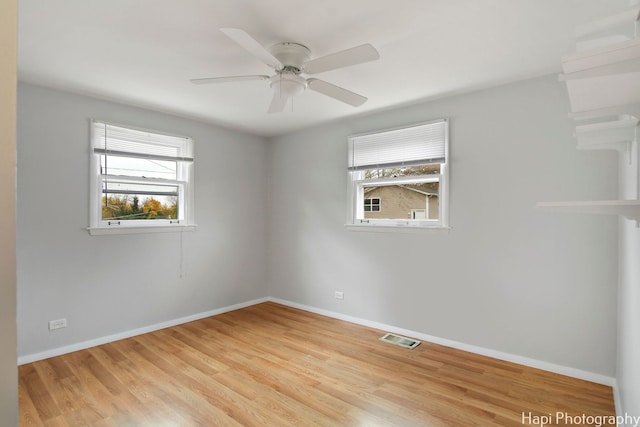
<box><xmin>564</xmin><ymin>74</ymin><xmax>640</xmax><ymax>116</ymax></box>
<box><xmin>559</xmin><ymin>57</ymin><xmax>640</xmax><ymax>81</ymax></box>
<box><xmin>569</xmin><ymin>102</ymin><xmax>640</xmax><ymax>121</ymax></box>
<box><xmin>574</xmin><ymin>5</ymin><xmax>640</xmax><ymax>39</ymax></box>
<box><xmin>574</xmin><ymin>116</ymin><xmax>638</xmax><ymax>152</ymax></box>
<box><xmin>560</xmin><ymin>27</ymin><xmax>640</xmax><ymax>115</ymax></box>
<box><xmin>537</xmin><ymin>200</ymin><xmax>640</xmax><ymax>221</ymax></box>
<box><xmin>575</xmin><ymin>115</ymin><xmax>638</xmax><ymax>132</ymax></box>
<box><xmin>561</xmin><ymin>38</ymin><xmax>640</xmax><ymax>75</ymax></box>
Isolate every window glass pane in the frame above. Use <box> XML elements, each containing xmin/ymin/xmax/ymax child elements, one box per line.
<box><xmin>102</xmin><ymin>182</ymin><xmax>178</xmax><ymax>220</ymax></box>
<box><xmin>101</xmin><ymin>155</ymin><xmax>177</xmax><ymax>180</ymax></box>
<box><xmin>364</xmin><ymin>164</ymin><xmax>440</xmax><ymax>180</ymax></box>
<box><xmin>362</xmin><ymin>182</ymin><xmax>439</xmax><ymax>220</ymax></box>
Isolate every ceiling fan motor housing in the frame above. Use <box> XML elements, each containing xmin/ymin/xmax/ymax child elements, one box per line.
<box><xmin>269</xmin><ymin>42</ymin><xmax>310</xmax><ymax>72</ymax></box>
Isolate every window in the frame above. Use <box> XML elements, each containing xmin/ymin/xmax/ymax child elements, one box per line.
<box><xmin>89</xmin><ymin>121</ymin><xmax>195</xmax><ymax>234</ymax></box>
<box><xmin>364</xmin><ymin>197</ymin><xmax>381</xmax><ymax>212</ymax></box>
<box><xmin>347</xmin><ymin>119</ymin><xmax>449</xmax><ymax>229</ymax></box>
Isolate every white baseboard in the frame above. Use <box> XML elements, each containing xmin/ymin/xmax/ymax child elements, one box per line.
<box><xmin>268</xmin><ymin>297</ymin><xmax>617</xmax><ymax>388</ymax></box>
<box><xmin>613</xmin><ymin>382</ymin><xmax>624</xmax><ymax>423</ymax></box>
<box><xmin>17</xmin><ymin>297</ymin><xmax>269</xmax><ymax>365</ymax></box>
<box><xmin>18</xmin><ymin>295</ymin><xmax>617</xmax><ymax>392</ymax></box>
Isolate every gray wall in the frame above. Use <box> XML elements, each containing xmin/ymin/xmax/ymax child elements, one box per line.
<box><xmin>16</xmin><ymin>74</ymin><xmax>623</xmax><ymax>387</ymax></box>
<box><xmin>267</xmin><ymin>75</ymin><xmax>619</xmax><ymax>376</ymax></box>
<box><xmin>0</xmin><ymin>0</ymin><xmax>18</xmax><ymax>424</ymax></box>
<box><xmin>618</xmin><ymin>148</ymin><xmax>640</xmax><ymax>419</ymax></box>
<box><xmin>17</xmin><ymin>83</ymin><xmax>268</xmax><ymax>357</ymax></box>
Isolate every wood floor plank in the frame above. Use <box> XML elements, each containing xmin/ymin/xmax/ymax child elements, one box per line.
<box><xmin>19</xmin><ymin>302</ymin><xmax>615</xmax><ymax>426</ymax></box>
<box><xmin>18</xmin><ymin>376</ymin><xmax>44</xmax><ymax>426</ymax></box>
<box><xmin>134</xmin><ymin>333</ymin><xmax>294</xmax><ymax>427</ymax></box>
<box><xmin>112</xmin><ymin>339</ymin><xmax>242</xmax><ymax>426</ymax></box>
<box><xmin>20</xmin><ymin>364</ymin><xmax>62</xmax><ymax>422</ymax></box>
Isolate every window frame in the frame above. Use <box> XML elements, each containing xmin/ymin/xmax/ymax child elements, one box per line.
<box><xmin>346</xmin><ymin>119</ymin><xmax>449</xmax><ymax>231</ymax></box>
<box><xmin>88</xmin><ymin>120</ymin><xmax>196</xmax><ymax>235</ymax></box>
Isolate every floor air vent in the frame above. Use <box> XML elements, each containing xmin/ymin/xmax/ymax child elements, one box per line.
<box><xmin>379</xmin><ymin>333</ymin><xmax>421</xmax><ymax>349</ymax></box>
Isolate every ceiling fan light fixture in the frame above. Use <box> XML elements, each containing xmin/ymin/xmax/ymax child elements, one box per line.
<box><xmin>270</xmin><ymin>73</ymin><xmax>307</xmax><ymax>98</ymax></box>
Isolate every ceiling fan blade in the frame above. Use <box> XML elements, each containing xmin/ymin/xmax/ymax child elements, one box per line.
<box><xmin>268</xmin><ymin>91</ymin><xmax>289</xmax><ymax>113</ymax></box>
<box><xmin>307</xmin><ymin>78</ymin><xmax>367</xmax><ymax>107</ymax></box>
<box><xmin>220</xmin><ymin>28</ymin><xmax>283</xmax><ymax>70</ymax></box>
<box><xmin>304</xmin><ymin>44</ymin><xmax>380</xmax><ymax>74</ymax></box>
<box><xmin>190</xmin><ymin>75</ymin><xmax>269</xmax><ymax>85</ymax></box>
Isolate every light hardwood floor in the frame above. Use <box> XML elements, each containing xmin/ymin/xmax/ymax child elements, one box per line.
<box><xmin>19</xmin><ymin>302</ymin><xmax>615</xmax><ymax>426</ymax></box>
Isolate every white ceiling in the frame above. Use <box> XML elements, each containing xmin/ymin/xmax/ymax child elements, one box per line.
<box><xmin>18</xmin><ymin>0</ymin><xmax>624</xmax><ymax>137</ymax></box>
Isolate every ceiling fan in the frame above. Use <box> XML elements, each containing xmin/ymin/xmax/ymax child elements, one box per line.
<box><xmin>190</xmin><ymin>28</ymin><xmax>380</xmax><ymax>113</ymax></box>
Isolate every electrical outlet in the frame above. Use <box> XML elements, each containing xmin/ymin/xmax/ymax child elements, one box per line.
<box><xmin>48</xmin><ymin>318</ymin><xmax>67</xmax><ymax>331</ymax></box>
<box><xmin>334</xmin><ymin>291</ymin><xmax>344</xmax><ymax>300</ymax></box>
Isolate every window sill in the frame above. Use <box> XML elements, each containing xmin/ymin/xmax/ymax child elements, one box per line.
<box><xmin>87</xmin><ymin>224</ymin><xmax>197</xmax><ymax>236</ymax></box>
<box><xmin>344</xmin><ymin>224</ymin><xmax>450</xmax><ymax>234</ymax></box>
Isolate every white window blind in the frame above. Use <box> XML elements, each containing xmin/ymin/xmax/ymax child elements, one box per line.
<box><xmin>92</xmin><ymin>121</ymin><xmax>194</xmax><ymax>162</ymax></box>
<box><xmin>348</xmin><ymin>119</ymin><xmax>446</xmax><ymax>171</ymax></box>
